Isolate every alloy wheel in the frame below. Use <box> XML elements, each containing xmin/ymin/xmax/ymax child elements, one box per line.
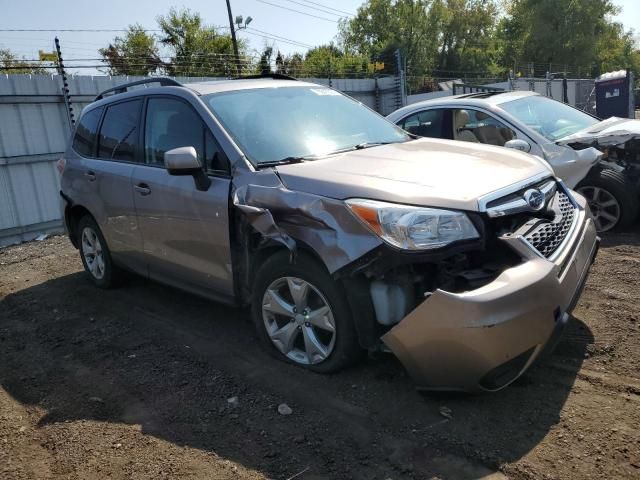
<box><xmin>577</xmin><ymin>186</ymin><xmax>621</xmax><ymax>232</ymax></box>
<box><xmin>81</xmin><ymin>227</ymin><xmax>105</xmax><ymax>280</ymax></box>
<box><xmin>262</xmin><ymin>276</ymin><xmax>336</xmax><ymax>365</ymax></box>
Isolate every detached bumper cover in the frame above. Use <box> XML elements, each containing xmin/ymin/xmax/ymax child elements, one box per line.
<box><xmin>382</xmin><ymin>215</ymin><xmax>599</xmax><ymax>392</ymax></box>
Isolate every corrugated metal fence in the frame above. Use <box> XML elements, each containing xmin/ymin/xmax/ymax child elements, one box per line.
<box><xmin>511</xmin><ymin>78</ymin><xmax>596</xmax><ymax>113</ymax></box>
<box><xmin>0</xmin><ymin>74</ymin><xmax>404</xmax><ymax>247</ymax></box>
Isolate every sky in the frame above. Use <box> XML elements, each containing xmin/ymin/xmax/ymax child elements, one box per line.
<box><xmin>0</xmin><ymin>0</ymin><xmax>638</xmax><ymax>74</ymax></box>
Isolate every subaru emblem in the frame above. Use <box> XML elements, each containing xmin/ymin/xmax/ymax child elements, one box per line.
<box><xmin>523</xmin><ymin>189</ymin><xmax>545</xmax><ymax>211</ymax></box>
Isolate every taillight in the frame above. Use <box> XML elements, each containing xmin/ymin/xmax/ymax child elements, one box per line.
<box><xmin>56</xmin><ymin>158</ymin><xmax>66</xmax><ymax>175</ymax></box>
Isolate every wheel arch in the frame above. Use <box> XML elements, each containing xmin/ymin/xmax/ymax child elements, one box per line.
<box><xmin>246</xmin><ymin>237</ymin><xmax>380</xmax><ymax>350</ymax></box>
<box><xmin>576</xmin><ymin>167</ymin><xmax>640</xmax><ymax>231</ymax></box>
<box><xmin>65</xmin><ymin>203</ymin><xmax>94</xmax><ymax>248</ymax></box>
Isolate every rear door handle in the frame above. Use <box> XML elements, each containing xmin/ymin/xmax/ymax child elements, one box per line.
<box><xmin>85</xmin><ymin>171</ymin><xmax>96</xmax><ymax>182</ymax></box>
<box><xmin>134</xmin><ymin>183</ymin><xmax>151</xmax><ymax>196</ymax></box>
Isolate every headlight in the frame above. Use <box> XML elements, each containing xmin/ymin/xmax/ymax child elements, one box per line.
<box><xmin>346</xmin><ymin>198</ymin><xmax>479</xmax><ymax>250</ymax></box>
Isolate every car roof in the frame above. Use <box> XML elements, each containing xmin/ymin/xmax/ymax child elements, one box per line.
<box><xmin>387</xmin><ymin>90</ymin><xmax>540</xmax><ymax>120</ymax></box>
<box><xmin>87</xmin><ymin>77</ymin><xmax>327</xmax><ymax>112</ymax></box>
<box><xmin>415</xmin><ymin>90</ymin><xmax>538</xmax><ymax>107</ymax></box>
<box><xmin>184</xmin><ymin>78</ymin><xmax>321</xmax><ymax>95</ymax></box>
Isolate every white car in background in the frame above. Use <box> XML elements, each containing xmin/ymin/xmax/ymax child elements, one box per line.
<box><xmin>388</xmin><ymin>91</ymin><xmax>640</xmax><ymax>232</ymax></box>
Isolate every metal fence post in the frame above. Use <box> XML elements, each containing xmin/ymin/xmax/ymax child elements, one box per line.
<box><xmin>55</xmin><ymin>37</ymin><xmax>75</xmax><ymax>131</ymax></box>
<box><xmin>374</xmin><ymin>77</ymin><xmax>380</xmax><ymax>113</ymax></box>
<box><xmin>393</xmin><ymin>49</ymin><xmax>405</xmax><ymax>109</ymax></box>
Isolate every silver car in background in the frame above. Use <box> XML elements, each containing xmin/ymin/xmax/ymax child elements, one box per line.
<box><xmin>388</xmin><ymin>91</ymin><xmax>640</xmax><ymax>232</ymax></box>
<box><xmin>59</xmin><ymin>77</ymin><xmax>599</xmax><ymax>392</ymax></box>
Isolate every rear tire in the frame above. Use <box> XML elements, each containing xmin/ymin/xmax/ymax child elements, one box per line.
<box><xmin>576</xmin><ymin>169</ymin><xmax>639</xmax><ymax>232</ymax></box>
<box><xmin>77</xmin><ymin>215</ymin><xmax>119</xmax><ymax>289</ymax></box>
<box><xmin>251</xmin><ymin>251</ymin><xmax>363</xmax><ymax>373</ymax></box>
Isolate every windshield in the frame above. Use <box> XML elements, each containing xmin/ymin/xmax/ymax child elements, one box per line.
<box><xmin>203</xmin><ymin>86</ymin><xmax>409</xmax><ymax>165</ymax></box>
<box><xmin>499</xmin><ymin>95</ymin><xmax>599</xmax><ymax>141</ymax></box>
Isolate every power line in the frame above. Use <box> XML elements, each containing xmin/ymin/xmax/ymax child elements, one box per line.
<box><xmin>0</xmin><ymin>28</ymin><xmax>162</xmax><ymax>32</ymax></box>
<box><xmin>254</xmin><ymin>0</ymin><xmax>339</xmax><ymax>22</ymax></box>
<box><xmin>239</xmin><ymin>30</ymin><xmax>311</xmax><ymax>49</ymax></box>
<box><xmin>0</xmin><ymin>26</ymin><xmax>229</xmax><ymax>33</ymax></box>
<box><xmin>277</xmin><ymin>0</ymin><xmax>350</xmax><ymax>17</ymax></box>
<box><xmin>298</xmin><ymin>0</ymin><xmax>355</xmax><ymax>17</ymax></box>
<box><xmin>244</xmin><ymin>27</ymin><xmax>314</xmax><ymax>48</ymax></box>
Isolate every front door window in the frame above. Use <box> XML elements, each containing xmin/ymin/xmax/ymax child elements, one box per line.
<box><xmin>452</xmin><ymin>108</ymin><xmax>517</xmax><ymax>146</ymax></box>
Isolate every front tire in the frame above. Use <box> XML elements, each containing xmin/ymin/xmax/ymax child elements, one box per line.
<box><xmin>577</xmin><ymin>169</ymin><xmax>639</xmax><ymax>232</ymax></box>
<box><xmin>77</xmin><ymin>215</ymin><xmax>118</xmax><ymax>288</ymax></box>
<box><xmin>251</xmin><ymin>251</ymin><xmax>362</xmax><ymax>373</ymax></box>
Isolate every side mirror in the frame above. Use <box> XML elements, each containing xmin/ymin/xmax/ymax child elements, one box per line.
<box><xmin>504</xmin><ymin>139</ymin><xmax>531</xmax><ymax>153</ymax></box>
<box><xmin>164</xmin><ymin>146</ymin><xmax>211</xmax><ymax>191</ymax></box>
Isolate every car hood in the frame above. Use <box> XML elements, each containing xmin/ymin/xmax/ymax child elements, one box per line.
<box><xmin>275</xmin><ymin>138</ymin><xmax>552</xmax><ymax>212</ymax></box>
<box><xmin>557</xmin><ymin>117</ymin><xmax>640</xmax><ymax>146</ymax></box>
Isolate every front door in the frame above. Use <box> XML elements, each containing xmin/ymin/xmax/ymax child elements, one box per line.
<box><xmin>131</xmin><ymin>96</ymin><xmax>234</xmax><ymax>298</ymax></box>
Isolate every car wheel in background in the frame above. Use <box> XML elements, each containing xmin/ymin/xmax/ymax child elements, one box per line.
<box><xmin>577</xmin><ymin>169</ymin><xmax>639</xmax><ymax>232</ymax></box>
<box><xmin>252</xmin><ymin>251</ymin><xmax>363</xmax><ymax>373</ymax></box>
<box><xmin>77</xmin><ymin>215</ymin><xmax>119</xmax><ymax>288</ymax></box>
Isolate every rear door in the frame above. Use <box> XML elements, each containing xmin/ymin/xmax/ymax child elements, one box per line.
<box><xmin>64</xmin><ymin>105</ymin><xmax>104</xmax><ymax>220</ymax></box>
<box><xmin>68</xmin><ymin>99</ymin><xmax>145</xmax><ymax>273</ymax></box>
<box><xmin>131</xmin><ymin>95</ymin><xmax>234</xmax><ymax>298</ymax></box>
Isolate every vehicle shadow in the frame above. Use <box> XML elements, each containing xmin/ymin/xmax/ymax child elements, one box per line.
<box><xmin>0</xmin><ymin>271</ymin><xmax>593</xmax><ymax>479</ymax></box>
<box><xmin>599</xmin><ymin>223</ymin><xmax>640</xmax><ymax>247</ymax></box>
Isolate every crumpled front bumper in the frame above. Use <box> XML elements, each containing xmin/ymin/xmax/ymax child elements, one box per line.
<box><xmin>382</xmin><ymin>203</ymin><xmax>599</xmax><ymax>392</ymax></box>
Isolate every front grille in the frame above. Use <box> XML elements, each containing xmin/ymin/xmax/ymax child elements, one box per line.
<box><xmin>523</xmin><ymin>191</ymin><xmax>575</xmax><ymax>257</ymax></box>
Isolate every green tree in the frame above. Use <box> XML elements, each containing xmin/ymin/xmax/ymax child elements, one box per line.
<box><xmin>157</xmin><ymin>7</ymin><xmax>247</xmax><ymax>76</ymax></box>
<box><xmin>339</xmin><ymin>0</ymin><xmax>444</xmax><ymax>76</ymax></box>
<box><xmin>435</xmin><ymin>0</ymin><xmax>501</xmax><ymax>75</ymax></box>
<box><xmin>302</xmin><ymin>44</ymin><xmax>370</xmax><ymax>77</ymax></box>
<box><xmin>258</xmin><ymin>46</ymin><xmax>273</xmax><ymax>75</ymax></box>
<box><xmin>275</xmin><ymin>51</ymin><xmax>304</xmax><ymax>76</ymax></box>
<box><xmin>499</xmin><ymin>0</ymin><xmax>639</xmax><ymax>76</ymax></box>
<box><xmin>339</xmin><ymin>0</ymin><xmax>500</xmax><ymax>81</ymax></box>
<box><xmin>302</xmin><ymin>45</ymin><xmax>342</xmax><ymax>76</ymax></box>
<box><xmin>99</xmin><ymin>24</ymin><xmax>161</xmax><ymax>76</ymax></box>
<box><xmin>593</xmin><ymin>23</ymin><xmax>640</xmax><ymax>78</ymax></box>
<box><xmin>0</xmin><ymin>48</ymin><xmax>47</xmax><ymax>74</ymax></box>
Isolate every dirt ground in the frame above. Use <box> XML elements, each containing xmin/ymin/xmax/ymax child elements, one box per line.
<box><xmin>1</xmin><ymin>231</ymin><xmax>639</xmax><ymax>480</ymax></box>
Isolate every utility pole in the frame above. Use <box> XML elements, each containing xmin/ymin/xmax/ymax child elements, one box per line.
<box><xmin>225</xmin><ymin>0</ymin><xmax>241</xmax><ymax>76</ymax></box>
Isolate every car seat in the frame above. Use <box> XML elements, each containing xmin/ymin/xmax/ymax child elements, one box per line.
<box><xmin>453</xmin><ymin>110</ymin><xmax>480</xmax><ymax>143</ymax></box>
<box><xmin>154</xmin><ymin>112</ymin><xmax>202</xmax><ymax>164</ymax></box>
<box><xmin>473</xmin><ymin>111</ymin><xmax>515</xmax><ymax>146</ymax></box>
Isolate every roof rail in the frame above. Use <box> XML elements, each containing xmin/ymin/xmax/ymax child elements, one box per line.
<box><xmin>231</xmin><ymin>73</ymin><xmax>297</xmax><ymax>81</ymax></box>
<box><xmin>95</xmin><ymin>77</ymin><xmax>182</xmax><ymax>101</ymax></box>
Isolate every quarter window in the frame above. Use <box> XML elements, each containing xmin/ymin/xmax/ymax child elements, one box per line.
<box><xmin>72</xmin><ymin>107</ymin><xmax>103</xmax><ymax>157</ymax></box>
<box><xmin>97</xmin><ymin>100</ymin><xmax>142</xmax><ymax>161</ymax></box>
<box><xmin>144</xmin><ymin>97</ymin><xmax>228</xmax><ymax>173</ymax></box>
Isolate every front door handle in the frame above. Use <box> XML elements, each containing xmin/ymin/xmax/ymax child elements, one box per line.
<box><xmin>134</xmin><ymin>183</ymin><xmax>151</xmax><ymax>196</ymax></box>
<box><xmin>85</xmin><ymin>171</ymin><xmax>96</xmax><ymax>182</ymax></box>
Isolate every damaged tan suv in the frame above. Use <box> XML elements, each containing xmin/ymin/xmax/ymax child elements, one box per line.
<box><xmin>59</xmin><ymin>76</ymin><xmax>599</xmax><ymax>392</ymax></box>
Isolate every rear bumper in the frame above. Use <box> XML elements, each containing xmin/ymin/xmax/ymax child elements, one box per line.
<box><xmin>382</xmin><ymin>209</ymin><xmax>599</xmax><ymax>392</ymax></box>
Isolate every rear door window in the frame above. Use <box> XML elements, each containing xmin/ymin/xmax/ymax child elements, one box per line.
<box><xmin>399</xmin><ymin>109</ymin><xmax>448</xmax><ymax>138</ymax></box>
<box><xmin>72</xmin><ymin>107</ymin><xmax>103</xmax><ymax>157</ymax></box>
<box><xmin>97</xmin><ymin>100</ymin><xmax>142</xmax><ymax>161</ymax></box>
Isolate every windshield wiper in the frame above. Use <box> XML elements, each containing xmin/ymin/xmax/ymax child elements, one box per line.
<box><xmin>257</xmin><ymin>140</ymin><xmax>410</xmax><ymax>167</ymax></box>
<box><xmin>328</xmin><ymin>140</ymin><xmax>410</xmax><ymax>155</ymax></box>
<box><xmin>354</xmin><ymin>141</ymin><xmax>400</xmax><ymax>149</ymax></box>
<box><xmin>256</xmin><ymin>156</ymin><xmax>309</xmax><ymax>168</ymax></box>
